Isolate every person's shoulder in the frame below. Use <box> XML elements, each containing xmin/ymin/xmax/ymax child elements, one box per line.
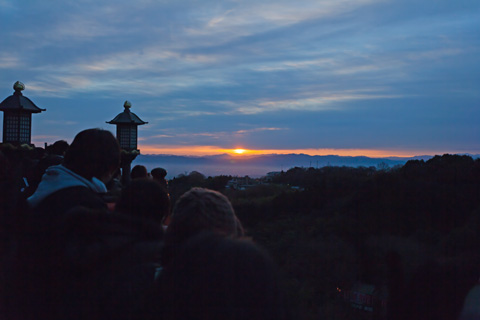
<box><xmin>35</xmin><ymin>186</ymin><xmax>107</xmax><ymax>220</ymax></box>
<box><xmin>50</xmin><ymin>185</ymin><xmax>105</xmax><ymax>205</ymax></box>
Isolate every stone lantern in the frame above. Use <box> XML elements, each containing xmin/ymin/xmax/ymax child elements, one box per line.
<box><xmin>106</xmin><ymin>100</ymin><xmax>147</xmax><ymax>151</ymax></box>
<box><xmin>0</xmin><ymin>81</ymin><xmax>45</xmax><ymax>145</ymax></box>
<box><xmin>107</xmin><ymin>101</ymin><xmax>147</xmax><ymax>184</ymax></box>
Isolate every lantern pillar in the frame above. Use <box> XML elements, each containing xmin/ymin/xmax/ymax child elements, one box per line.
<box><xmin>107</xmin><ymin>101</ymin><xmax>147</xmax><ymax>185</ymax></box>
<box><xmin>0</xmin><ymin>81</ymin><xmax>45</xmax><ymax>146</ymax></box>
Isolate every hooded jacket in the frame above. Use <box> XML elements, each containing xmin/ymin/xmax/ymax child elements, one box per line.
<box><xmin>28</xmin><ymin>164</ymin><xmax>107</xmax><ymax>208</ymax></box>
<box><xmin>25</xmin><ymin>164</ymin><xmax>108</xmax><ymax>225</ymax></box>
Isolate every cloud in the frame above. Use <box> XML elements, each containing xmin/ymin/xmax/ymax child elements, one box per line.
<box><xmin>80</xmin><ymin>47</ymin><xmax>224</xmax><ymax>73</ymax></box>
<box><xmin>230</xmin><ymin>89</ymin><xmax>402</xmax><ymax>114</ymax></box>
<box><xmin>148</xmin><ymin>134</ymin><xmax>175</xmax><ymax>139</ymax></box>
<box><xmin>207</xmin><ymin>9</ymin><xmax>235</xmax><ymax>28</ymax></box>
<box><xmin>42</xmin><ymin>120</ymin><xmax>78</xmax><ymax>126</ymax></box>
<box><xmin>142</xmin><ymin>127</ymin><xmax>287</xmax><ymax>146</ymax></box>
<box><xmin>50</xmin><ymin>16</ymin><xmax>117</xmax><ymax>40</ymax></box>
<box><xmin>234</xmin><ymin>127</ymin><xmax>285</xmax><ymax>134</ymax></box>
<box><xmin>0</xmin><ymin>53</ymin><xmax>20</xmax><ymax>69</ymax></box>
<box><xmin>192</xmin><ymin>0</ymin><xmax>383</xmax><ymax>34</ymax></box>
<box><xmin>141</xmin><ymin>131</ymin><xmax>225</xmax><ymax>144</ymax></box>
<box><xmin>252</xmin><ymin>58</ymin><xmax>335</xmax><ymax>72</ymax></box>
<box><xmin>25</xmin><ymin>78</ymin><xmax>93</xmax><ymax>97</ymax></box>
<box><xmin>405</xmin><ymin>48</ymin><xmax>463</xmax><ymax>61</ymax></box>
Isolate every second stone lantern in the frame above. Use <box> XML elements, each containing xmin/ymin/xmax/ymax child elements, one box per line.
<box><xmin>107</xmin><ymin>100</ymin><xmax>147</xmax><ymax>151</ymax></box>
<box><xmin>107</xmin><ymin>101</ymin><xmax>148</xmax><ymax>184</ymax></box>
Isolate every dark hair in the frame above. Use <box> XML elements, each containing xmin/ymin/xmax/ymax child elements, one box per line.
<box><xmin>151</xmin><ymin>167</ymin><xmax>167</xmax><ymax>180</ymax></box>
<box><xmin>115</xmin><ymin>178</ymin><xmax>170</xmax><ymax>224</ymax></box>
<box><xmin>146</xmin><ymin>233</ymin><xmax>291</xmax><ymax>320</ymax></box>
<box><xmin>63</xmin><ymin>128</ymin><xmax>120</xmax><ymax>180</ymax></box>
<box><xmin>47</xmin><ymin>140</ymin><xmax>69</xmax><ymax>156</ymax></box>
<box><xmin>131</xmin><ymin>165</ymin><xmax>148</xmax><ymax>180</ymax></box>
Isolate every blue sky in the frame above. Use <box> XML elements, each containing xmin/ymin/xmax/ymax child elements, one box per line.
<box><xmin>1</xmin><ymin>0</ymin><xmax>479</xmax><ymax>156</ymax></box>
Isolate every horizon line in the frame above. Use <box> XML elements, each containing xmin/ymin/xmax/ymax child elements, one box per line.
<box><xmin>135</xmin><ymin>145</ymin><xmax>479</xmax><ymax>158</ymax></box>
<box><xmin>31</xmin><ymin>138</ymin><xmax>479</xmax><ymax>158</ymax></box>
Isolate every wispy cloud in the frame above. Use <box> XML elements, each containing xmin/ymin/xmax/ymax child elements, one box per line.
<box><xmin>406</xmin><ymin>48</ymin><xmax>463</xmax><ymax>61</ymax></box>
<box><xmin>253</xmin><ymin>58</ymin><xmax>335</xmax><ymax>72</ymax></box>
<box><xmin>42</xmin><ymin>120</ymin><xmax>78</xmax><ymax>126</ymax></box>
<box><xmin>141</xmin><ymin>131</ymin><xmax>221</xmax><ymax>144</ymax></box>
<box><xmin>231</xmin><ymin>90</ymin><xmax>402</xmax><ymax>114</ymax></box>
<box><xmin>142</xmin><ymin>127</ymin><xmax>287</xmax><ymax>146</ymax></box>
<box><xmin>192</xmin><ymin>0</ymin><xmax>383</xmax><ymax>34</ymax></box>
<box><xmin>80</xmin><ymin>48</ymin><xmax>224</xmax><ymax>73</ymax></box>
<box><xmin>0</xmin><ymin>53</ymin><xmax>20</xmax><ymax>69</ymax></box>
<box><xmin>148</xmin><ymin>134</ymin><xmax>175</xmax><ymax>139</ymax></box>
<box><xmin>207</xmin><ymin>9</ymin><xmax>235</xmax><ymax>28</ymax></box>
<box><xmin>234</xmin><ymin>127</ymin><xmax>285</xmax><ymax>134</ymax></box>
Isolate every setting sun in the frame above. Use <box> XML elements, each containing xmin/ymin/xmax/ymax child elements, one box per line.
<box><xmin>233</xmin><ymin>149</ymin><xmax>247</xmax><ymax>154</ymax></box>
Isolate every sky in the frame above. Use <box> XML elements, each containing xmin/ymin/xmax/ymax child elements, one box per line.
<box><xmin>1</xmin><ymin>0</ymin><xmax>479</xmax><ymax>157</ymax></box>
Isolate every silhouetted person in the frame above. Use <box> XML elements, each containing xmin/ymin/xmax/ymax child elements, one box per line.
<box><xmin>10</xmin><ymin>128</ymin><xmax>121</xmax><ymax>320</ymax></box>
<box><xmin>0</xmin><ymin>150</ymin><xmax>13</xmax><ymax>230</ymax></box>
<box><xmin>24</xmin><ymin>140</ymin><xmax>70</xmax><ymax>197</ymax></box>
<box><xmin>151</xmin><ymin>167</ymin><xmax>168</xmax><ymax>189</ymax></box>
<box><xmin>161</xmin><ymin>187</ymin><xmax>244</xmax><ymax>267</ymax></box>
<box><xmin>53</xmin><ymin>206</ymin><xmax>164</xmax><ymax>320</ymax></box>
<box><xmin>116</xmin><ymin>178</ymin><xmax>170</xmax><ymax>225</ymax></box>
<box><xmin>142</xmin><ymin>232</ymin><xmax>291</xmax><ymax>320</ymax></box>
<box><xmin>131</xmin><ymin>164</ymin><xmax>148</xmax><ymax>180</ymax></box>
<box><xmin>27</xmin><ymin>128</ymin><xmax>120</xmax><ymax>216</ymax></box>
<box><xmin>47</xmin><ymin>140</ymin><xmax>69</xmax><ymax>156</ymax></box>
<box><xmin>0</xmin><ymin>147</ymin><xmax>36</xmax><ymax>320</ymax></box>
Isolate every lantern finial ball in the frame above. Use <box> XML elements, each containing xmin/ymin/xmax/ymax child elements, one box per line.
<box><xmin>124</xmin><ymin>101</ymin><xmax>132</xmax><ymax>109</ymax></box>
<box><xmin>14</xmin><ymin>81</ymin><xmax>25</xmax><ymax>92</ymax></box>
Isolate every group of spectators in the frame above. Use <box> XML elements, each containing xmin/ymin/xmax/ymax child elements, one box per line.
<box><xmin>5</xmin><ymin>128</ymin><xmax>479</xmax><ymax>320</ymax></box>
<box><xmin>0</xmin><ymin>128</ymin><xmax>291</xmax><ymax>320</ymax></box>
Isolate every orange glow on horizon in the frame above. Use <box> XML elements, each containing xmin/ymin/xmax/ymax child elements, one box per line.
<box><xmin>136</xmin><ymin>144</ymin><xmax>466</xmax><ymax>158</ymax></box>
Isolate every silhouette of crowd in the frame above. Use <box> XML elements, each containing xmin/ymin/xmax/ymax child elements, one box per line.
<box><xmin>0</xmin><ymin>128</ymin><xmax>291</xmax><ymax>320</ymax></box>
<box><xmin>2</xmin><ymin>128</ymin><xmax>480</xmax><ymax>320</ymax></box>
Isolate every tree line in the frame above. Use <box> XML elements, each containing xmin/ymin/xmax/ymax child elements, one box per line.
<box><xmin>168</xmin><ymin>154</ymin><xmax>480</xmax><ymax>319</ymax></box>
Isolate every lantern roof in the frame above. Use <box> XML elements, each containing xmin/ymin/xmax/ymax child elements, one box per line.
<box><xmin>0</xmin><ymin>81</ymin><xmax>46</xmax><ymax>113</ymax></box>
<box><xmin>106</xmin><ymin>101</ymin><xmax>148</xmax><ymax>125</ymax></box>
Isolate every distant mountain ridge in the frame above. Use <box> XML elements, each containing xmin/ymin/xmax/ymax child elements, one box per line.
<box><xmin>132</xmin><ymin>153</ymin><xmax>479</xmax><ymax>178</ymax></box>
